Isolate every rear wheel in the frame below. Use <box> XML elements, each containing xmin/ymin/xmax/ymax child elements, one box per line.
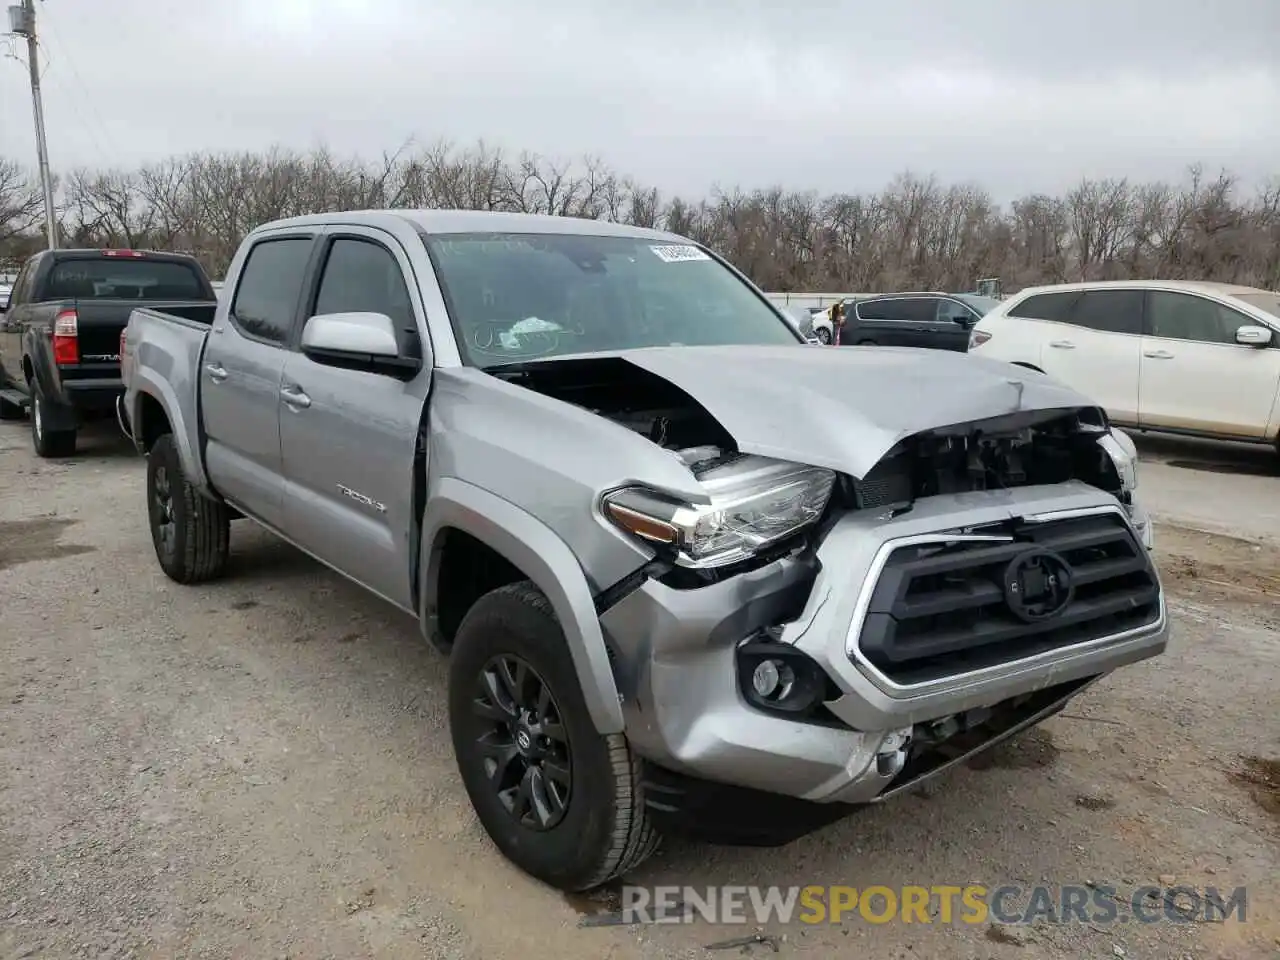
<box><xmin>815</xmin><ymin>327</ymin><xmax>832</xmax><ymax>345</ymax></box>
<box><xmin>30</xmin><ymin>385</ymin><xmax>76</xmax><ymax>458</ymax></box>
<box><xmin>147</xmin><ymin>433</ymin><xmax>231</xmax><ymax>583</ymax></box>
<box><xmin>858</xmin><ymin>339</ymin><xmax>877</xmax><ymax>345</ymax></box>
<box><xmin>448</xmin><ymin>581</ymin><xmax>659</xmax><ymax>891</ymax></box>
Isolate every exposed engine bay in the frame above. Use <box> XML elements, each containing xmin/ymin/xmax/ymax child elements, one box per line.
<box><xmin>488</xmin><ymin>355</ymin><xmax>1126</xmax><ymax>509</ymax></box>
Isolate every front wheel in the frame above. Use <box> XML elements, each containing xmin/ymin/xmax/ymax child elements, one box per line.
<box><xmin>147</xmin><ymin>433</ymin><xmax>231</xmax><ymax>583</ymax></box>
<box><xmin>448</xmin><ymin>581</ymin><xmax>659</xmax><ymax>891</ymax></box>
<box><xmin>815</xmin><ymin>327</ymin><xmax>832</xmax><ymax>345</ymax></box>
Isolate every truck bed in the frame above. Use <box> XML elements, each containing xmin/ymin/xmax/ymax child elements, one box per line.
<box><xmin>121</xmin><ymin>305</ymin><xmax>216</xmax><ymax>490</ymax></box>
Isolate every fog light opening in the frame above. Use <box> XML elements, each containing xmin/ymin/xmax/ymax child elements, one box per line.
<box><xmin>736</xmin><ymin>637</ymin><xmax>832</xmax><ymax>717</ymax></box>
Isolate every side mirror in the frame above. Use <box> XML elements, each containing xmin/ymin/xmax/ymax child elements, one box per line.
<box><xmin>301</xmin><ymin>311</ymin><xmax>421</xmax><ymax>379</ymax></box>
<box><xmin>1235</xmin><ymin>325</ymin><xmax>1273</xmax><ymax>347</ymax></box>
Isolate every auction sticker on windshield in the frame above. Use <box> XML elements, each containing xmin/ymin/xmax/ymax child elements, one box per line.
<box><xmin>650</xmin><ymin>244</ymin><xmax>710</xmax><ymax>263</ymax></box>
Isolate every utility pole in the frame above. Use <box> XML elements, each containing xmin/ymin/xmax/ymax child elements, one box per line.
<box><xmin>8</xmin><ymin>0</ymin><xmax>58</xmax><ymax>248</ymax></box>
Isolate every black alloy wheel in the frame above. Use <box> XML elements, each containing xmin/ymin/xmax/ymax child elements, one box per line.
<box><xmin>150</xmin><ymin>463</ymin><xmax>177</xmax><ymax>560</ymax></box>
<box><xmin>473</xmin><ymin>654</ymin><xmax>573</xmax><ymax>831</ymax></box>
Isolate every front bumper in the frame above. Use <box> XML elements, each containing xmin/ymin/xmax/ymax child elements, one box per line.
<box><xmin>599</xmin><ymin>481</ymin><xmax>1168</xmax><ymax>809</ymax></box>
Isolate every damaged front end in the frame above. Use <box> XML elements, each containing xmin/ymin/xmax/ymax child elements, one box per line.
<box><xmin>486</xmin><ymin>349</ymin><xmax>1164</xmax><ymax>844</ymax></box>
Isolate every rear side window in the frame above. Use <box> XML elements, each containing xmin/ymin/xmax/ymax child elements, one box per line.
<box><xmin>44</xmin><ymin>258</ymin><xmax>206</xmax><ymax>301</ymax></box>
<box><xmin>1009</xmin><ymin>291</ymin><xmax>1080</xmax><ymax>321</ymax></box>
<box><xmin>230</xmin><ymin>238</ymin><xmax>314</xmax><ymax>344</ymax></box>
<box><xmin>1146</xmin><ymin>291</ymin><xmax>1249</xmax><ymax>345</ymax></box>
<box><xmin>1068</xmin><ymin>290</ymin><xmax>1144</xmax><ymax>335</ymax></box>
<box><xmin>859</xmin><ymin>298</ymin><xmax>936</xmax><ymax>322</ymax></box>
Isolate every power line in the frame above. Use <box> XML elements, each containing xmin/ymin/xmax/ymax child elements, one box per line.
<box><xmin>37</xmin><ymin>2</ymin><xmax>122</xmax><ymax>161</ymax></box>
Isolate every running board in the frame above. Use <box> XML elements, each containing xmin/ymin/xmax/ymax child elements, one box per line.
<box><xmin>0</xmin><ymin>388</ymin><xmax>29</xmax><ymax>410</ymax></box>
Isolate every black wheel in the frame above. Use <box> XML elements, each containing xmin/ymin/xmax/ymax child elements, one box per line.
<box><xmin>857</xmin><ymin>339</ymin><xmax>877</xmax><ymax>345</ymax></box>
<box><xmin>815</xmin><ymin>327</ymin><xmax>832</xmax><ymax>345</ymax></box>
<box><xmin>30</xmin><ymin>385</ymin><xmax>76</xmax><ymax>457</ymax></box>
<box><xmin>449</xmin><ymin>581</ymin><xmax>659</xmax><ymax>891</ymax></box>
<box><xmin>147</xmin><ymin>433</ymin><xmax>231</xmax><ymax>583</ymax></box>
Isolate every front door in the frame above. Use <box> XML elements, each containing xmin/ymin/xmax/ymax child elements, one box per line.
<box><xmin>1138</xmin><ymin>290</ymin><xmax>1280</xmax><ymax>439</ymax></box>
<box><xmin>277</xmin><ymin>229</ymin><xmax>431</xmax><ymax>610</ymax></box>
<box><xmin>201</xmin><ymin>235</ymin><xmax>316</xmax><ymax>530</ymax></box>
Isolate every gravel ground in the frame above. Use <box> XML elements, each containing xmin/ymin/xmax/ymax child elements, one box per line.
<box><xmin>1</xmin><ymin>420</ymin><xmax>1277</xmax><ymax>960</ymax></box>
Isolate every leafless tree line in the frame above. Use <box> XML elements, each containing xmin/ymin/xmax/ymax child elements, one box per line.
<box><xmin>2</xmin><ymin>142</ymin><xmax>1277</xmax><ymax>291</ymax></box>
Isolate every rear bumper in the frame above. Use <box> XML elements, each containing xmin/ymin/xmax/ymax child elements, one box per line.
<box><xmin>55</xmin><ymin>377</ymin><xmax>124</xmax><ymax>414</ymax></box>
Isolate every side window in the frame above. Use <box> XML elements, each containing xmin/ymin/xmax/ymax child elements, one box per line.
<box><xmin>1009</xmin><ymin>292</ymin><xmax>1080</xmax><ymax>322</ymax></box>
<box><xmin>1067</xmin><ymin>290</ymin><xmax>1144</xmax><ymax>335</ymax></box>
<box><xmin>936</xmin><ymin>299</ymin><xmax>974</xmax><ymax>323</ymax></box>
<box><xmin>10</xmin><ymin>257</ymin><xmax>37</xmax><ymax>306</ymax></box>
<box><xmin>229</xmin><ymin>238</ymin><xmax>314</xmax><ymax>345</ymax></box>
<box><xmin>857</xmin><ymin>299</ymin><xmax>907</xmax><ymax>321</ymax></box>
<box><xmin>1146</xmin><ymin>292</ymin><xmax>1246</xmax><ymax>345</ymax></box>
<box><xmin>313</xmin><ymin>238</ymin><xmax>414</xmax><ymax>330</ymax></box>
<box><xmin>899</xmin><ymin>299</ymin><xmax>939</xmax><ymax>323</ymax></box>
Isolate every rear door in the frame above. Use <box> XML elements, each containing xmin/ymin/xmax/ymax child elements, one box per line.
<box><xmin>853</xmin><ymin>298</ymin><xmax>934</xmax><ymax>345</ymax></box>
<box><xmin>1138</xmin><ymin>290</ymin><xmax>1280</xmax><ymax>438</ymax></box>
<box><xmin>201</xmin><ymin>233</ymin><xmax>318</xmax><ymax>530</ymax></box>
<box><xmin>277</xmin><ymin>227</ymin><xmax>430</xmax><ymax>610</ymax></box>
<box><xmin>1021</xmin><ymin>289</ymin><xmax>1143</xmax><ymax>423</ymax></box>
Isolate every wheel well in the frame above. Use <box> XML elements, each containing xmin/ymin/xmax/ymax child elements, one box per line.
<box><xmin>434</xmin><ymin>528</ymin><xmax>528</xmax><ymax>646</ymax></box>
<box><xmin>138</xmin><ymin>393</ymin><xmax>171</xmax><ymax>451</ymax></box>
<box><xmin>21</xmin><ymin>356</ymin><xmax>33</xmax><ymax>382</ymax></box>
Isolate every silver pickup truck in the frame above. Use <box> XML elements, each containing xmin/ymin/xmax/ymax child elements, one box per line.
<box><xmin>120</xmin><ymin>210</ymin><xmax>1168</xmax><ymax>892</ymax></box>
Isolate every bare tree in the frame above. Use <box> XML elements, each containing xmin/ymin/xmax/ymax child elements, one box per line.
<box><xmin>0</xmin><ymin>157</ymin><xmax>44</xmax><ymax>249</ymax></box>
<box><xmin>0</xmin><ymin>147</ymin><xmax>1276</xmax><ymax>293</ymax></box>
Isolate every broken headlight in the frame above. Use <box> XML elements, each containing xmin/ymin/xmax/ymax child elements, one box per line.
<box><xmin>1098</xmin><ymin>428</ymin><xmax>1153</xmax><ymax>549</ymax></box>
<box><xmin>601</xmin><ymin>457</ymin><xmax>836</xmax><ymax>569</ymax></box>
<box><xmin>1098</xmin><ymin>428</ymin><xmax>1138</xmax><ymax>492</ymax></box>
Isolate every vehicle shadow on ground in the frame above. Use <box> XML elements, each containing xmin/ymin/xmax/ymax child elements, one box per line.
<box><xmin>1131</xmin><ymin>431</ymin><xmax>1278</xmax><ymax>477</ymax></box>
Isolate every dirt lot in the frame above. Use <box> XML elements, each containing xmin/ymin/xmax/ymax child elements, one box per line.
<box><xmin>1</xmin><ymin>421</ymin><xmax>1277</xmax><ymax>960</ymax></box>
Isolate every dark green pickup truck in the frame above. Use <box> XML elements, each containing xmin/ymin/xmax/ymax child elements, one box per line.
<box><xmin>0</xmin><ymin>247</ymin><xmax>216</xmax><ymax>457</ymax></box>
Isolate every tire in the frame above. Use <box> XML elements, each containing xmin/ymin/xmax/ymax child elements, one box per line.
<box><xmin>448</xmin><ymin>581</ymin><xmax>659</xmax><ymax>891</ymax></box>
<box><xmin>815</xmin><ymin>327</ymin><xmax>832</xmax><ymax>345</ymax></box>
<box><xmin>30</xmin><ymin>385</ymin><xmax>76</xmax><ymax>457</ymax></box>
<box><xmin>146</xmin><ymin>433</ymin><xmax>231</xmax><ymax>583</ymax></box>
<box><xmin>857</xmin><ymin>339</ymin><xmax>877</xmax><ymax>345</ymax></box>
<box><xmin>0</xmin><ymin>393</ymin><xmax>23</xmax><ymax>421</ymax></box>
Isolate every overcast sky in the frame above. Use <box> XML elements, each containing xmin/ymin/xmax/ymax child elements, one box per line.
<box><xmin>2</xmin><ymin>0</ymin><xmax>1277</xmax><ymax>201</ymax></box>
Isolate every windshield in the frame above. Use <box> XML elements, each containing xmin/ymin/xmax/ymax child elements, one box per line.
<box><xmin>1235</xmin><ymin>292</ymin><xmax>1280</xmax><ymax>322</ymax></box>
<box><xmin>46</xmin><ymin>258</ymin><xmax>206</xmax><ymax>300</ymax></box>
<box><xmin>422</xmin><ymin>232</ymin><xmax>800</xmax><ymax>365</ymax></box>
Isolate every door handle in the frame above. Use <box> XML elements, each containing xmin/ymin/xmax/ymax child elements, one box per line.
<box><xmin>1143</xmin><ymin>350</ymin><xmax>1174</xmax><ymax>359</ymax></box>
<box><xmin>280</xmin><ymin>385</ymin><xmax>311</xmax><ymax>408</ymax></box>
<box><xmin>205</xmin><ymin>362</ymin><xmax>227</xmax><ymax>382</ymax></box>
<box><xmin>1048</xmin><ymin>340</ymin><xmax>1075</xmax><ymax>349</ymax></box>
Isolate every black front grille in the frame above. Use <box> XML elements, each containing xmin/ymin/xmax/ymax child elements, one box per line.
<box><xmin>855</xmin><ymin>512</ymin><xmax>1160</xmax><ymax>685</ymax></box>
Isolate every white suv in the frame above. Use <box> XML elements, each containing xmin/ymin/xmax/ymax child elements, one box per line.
<box><xmin>969</xmin><ymin>280</ymin><xmax>1280</xmax><ymax>451</ymax></box>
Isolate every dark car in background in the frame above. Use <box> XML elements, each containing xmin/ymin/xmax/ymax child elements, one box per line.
<box><xmin>0</xmin><ymin>248</ymin><xmax>217</xmax><ymax>457</ymax></box>
<box><xmin>836</xmin><ymin>292</ymin><xmax>1002</xmax><ymax>351</ymax></box>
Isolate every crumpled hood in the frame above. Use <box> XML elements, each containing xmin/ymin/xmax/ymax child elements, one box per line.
<box><xmin>613</xmin><ymin>344</ymin><xmax>1101</xmax><ymax>478</ymax></box>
